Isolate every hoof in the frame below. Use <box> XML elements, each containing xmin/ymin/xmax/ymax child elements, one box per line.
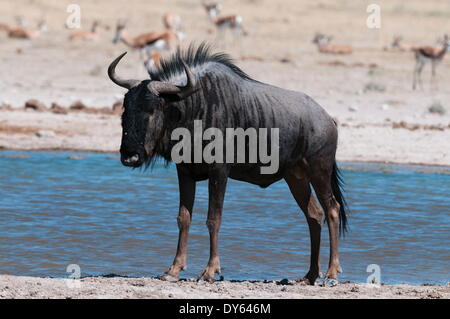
<box><xmin>322</xmin><ymin>278</ymin><xmax>339</xmax><ymax>287</ymax></box>
<box><xmin>198</xmin><ymin>262</ymin><xmax>221</xmax><ymax>283</ymax></box>
<box><xmin>297</xmin><ymin>277</ymin><xmax>314</xmax><ymax>286</ymax></box>
<box><xmin>158</xmin><ymin>273</ymin><xmax>179</xmax><ymax>282</ymax></box>
<box><xmin>298</xmin><ymin>278</ymin><xmax>321</xmax><ymax>286</ymax></box>
<box><xmin>197</xmin><ymin>276</ymin><xmax>215</xmax><ymax>283</ymax></box>
<box><xmin>198</xmin><ymin>273</ymin><xmax>223</xmax><ymax>283</ymax></box>
<box><xmin>298</xmin><ymin>271</ymin><xmax>322</xmax><ymax>286</ymax></box>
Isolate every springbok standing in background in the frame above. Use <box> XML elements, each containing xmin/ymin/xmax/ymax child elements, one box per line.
<box><xmin>68</xmin><ymin>20</ymin><xmax>100</xmax><ymax>41</ymax></box>
<box><xmin>113</xmin><ymin>21</ymin><xmax>181</xmax><ymax>56</ymax></box>
<box><xmin>1</xmin><ymin>17</ymin><xmax>29</xmax><ymax>34</ymax></box>
<box><xmin>312</xmin><ymin>33</ymin><xmax>352</xmax><ymax>55</ymax></box>
<box><xmin>0</xmin><ymin>16</ymin><xmax>33</xmax><ymax>34</ymax></box>
<box><xmin>203</xmin><ymin>1</ymin><xmax>247</xmax><ymax>40</ymax></box>
<box><xmin>113</xmin><ymin>20</ymin><xmax>182</xmax><ymax>73</ymax></box>
<box><xmin>7</xmin><ymin>20</ymin><xmax>47</xmax><ymax>39</ymax></box>
<box><xmin>412</xmin><ymin>35</ymin><xmax>449</xmax><ymax>90</ymax></box>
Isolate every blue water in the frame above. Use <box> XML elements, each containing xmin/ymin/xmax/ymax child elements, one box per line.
<box><xmin>0</xmin><ymin>151</ymin><xmax>449</xmax><ymax>284</ymax></box>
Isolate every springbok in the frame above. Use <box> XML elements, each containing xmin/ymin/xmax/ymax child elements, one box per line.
<box><xmin>412</xmin><ymin>35</ymin><xmax>449</xmax><ymax>90</ymax></box>
<box><xmin>203</xmin><ymin>2</ymin><xmax>247</xmax><ymax>38</ymax></box>
<box><xmin>7</xmin><ymin>20</ymin><xmax>47</xmax><ymax>39</ymax></box>
<box><xmin>68</xmin><ymin>20</ymin><xmax>100</xmax><ymax>41</ymax></box>
<box><xmin>312</xmin><ymin>33</ymin><xmax>352</xmax><ymax>55</ymax></box>
<box><xmin>113</xmin><ymin>21</ymin><xmax>181</xmax><ymax>56</ymax></box>
<box><xmin>0</xmin><ymin>16</ymin><xmax>28</xmax><ymax>33</ymax></box>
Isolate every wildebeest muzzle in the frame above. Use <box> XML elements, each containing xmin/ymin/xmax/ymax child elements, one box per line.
<box><xmin>121</xmin><ymin>153</ymin><xmax>141</xmax><ymax>167</ymax></box>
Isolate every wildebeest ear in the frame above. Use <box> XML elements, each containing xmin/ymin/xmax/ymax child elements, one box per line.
<box><xmin>147</xmin><ymin>60</ymin><xmax>197</xmax><ymax>101</ymax></box>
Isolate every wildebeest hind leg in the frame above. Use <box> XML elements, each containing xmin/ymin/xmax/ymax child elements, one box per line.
<box><xmin>309</xmin><ymin>156</ymin><xmax>342</xmax><ymax>286</ymax></box>
<box><xmin>285</xmin><ymin>164</ymin><xmax>323</xmax><ymax>285</ymax></box>
<box><xmin>160</xmin><ymin>168</ymin><xmax>196</xmax><ymax>281</ymax></box>
<box><xmin>198</xmin><ymin>167</ymin><xmax>228</xmax><ymax>282</ymax></box>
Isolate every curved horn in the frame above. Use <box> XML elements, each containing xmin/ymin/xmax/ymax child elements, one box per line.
<box><xmin>108</xmin><ymin>52</ymin><xmax>140</xmax><ymax>89</ymax></box>
<box><xmin>147</xmin><ymin>60</ymin><xmax>197</xmax><ymax>99</ymax></box>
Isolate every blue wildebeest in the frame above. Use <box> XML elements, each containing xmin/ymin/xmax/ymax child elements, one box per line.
<box><xmin>107</xmin><ymin>44</ymin><xmax>348</xmax><ymax>286</ymax></box>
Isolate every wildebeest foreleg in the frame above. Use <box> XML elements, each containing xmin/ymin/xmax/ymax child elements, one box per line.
<box><xmin>198</xmin><ymin>167</ymin><xmax>228</xmax><ymax>282</ymax></box>
<box><xmin>285</xmin><ymin>167</ymin><xmax>324</xmax><ymax>285</ymax></box>
<box><xmin>161</xmin><ymin>168</ymin><xmax>196</xmax><ymax>281</ymax></box>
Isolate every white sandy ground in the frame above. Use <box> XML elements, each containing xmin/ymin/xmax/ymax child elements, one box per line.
<box><xmin>1</xmin><ymin>0</ymin><xmax>450</xmax><ymax>298</ymax></box>
<box><xmin>0</xmin><ymin>275</ymin><xmax>448</xmax><ymax>299</ymax></box>
<box><xmin>0</xmin><ymin>1</ymin><xmax>450</xmax><ymax>165</ymax></box>
<box><xmin>1</xmin><ymin>108</ymin><xmax>450</xmax><ymax>166</ymax></box>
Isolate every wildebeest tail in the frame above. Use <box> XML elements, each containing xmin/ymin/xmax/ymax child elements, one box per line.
<box><xmin>331</xmin><ymin>161</ymin><xmax>348</xmax><ymax>236</ymax></box>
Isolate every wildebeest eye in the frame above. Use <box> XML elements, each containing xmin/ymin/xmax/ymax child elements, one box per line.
<box><xmin>142</xmin><ymin>103</ymin><xmax>155</xmax><ymax>115</ymax></box>
<box><xmin>139</xmin><ymin>101</ymin><xmax>155</xmax><ymax>115</ymax></box>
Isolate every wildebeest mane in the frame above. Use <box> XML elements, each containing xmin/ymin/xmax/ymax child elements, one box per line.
<box><xmin>140</xmin><ymin>43</ymin><xmax>260</xmax><ymax>172</ymax></box>
<box><xmin>148</xmin><ymin>42</ymin><xmax>255</xmax><ymax>83</ymax></box>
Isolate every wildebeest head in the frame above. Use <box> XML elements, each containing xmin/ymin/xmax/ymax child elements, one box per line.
<box><xmin>108</xmin><ymin>52</ymin><xmax>197</xmax><ymax>167</ymax></box>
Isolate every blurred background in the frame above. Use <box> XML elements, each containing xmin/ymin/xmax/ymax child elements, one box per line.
<box><xmin>0</xmin><ymin>0</ymin><xmax>449</xmax><ymax>106</ymax></box>
<box><xmin>1</xmin><ymin>0</ymin><xmax>450</xmax><ymax>163</ymax></box>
